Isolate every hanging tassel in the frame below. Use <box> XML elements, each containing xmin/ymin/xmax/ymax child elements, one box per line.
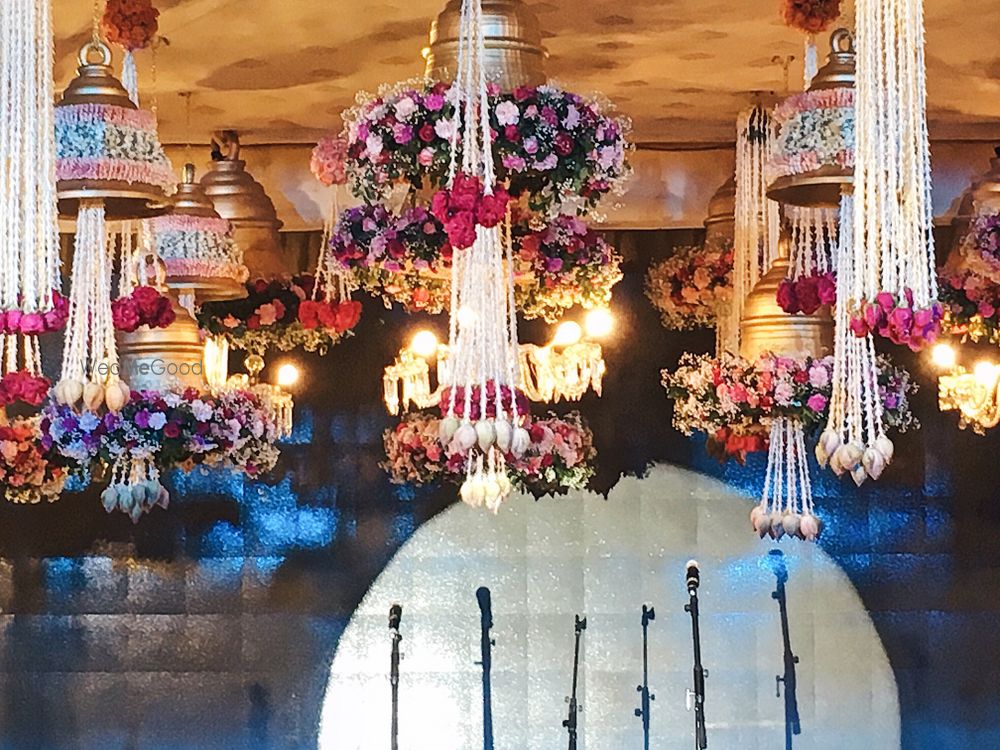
<box><xmin>750</xmin><ymin>417</ymin><xmax>823</xmax><ymax>542</ymax></box>
<box><xmin>121</xmin><ymin>50</ymin><xmax>139</xmax><ymax>106</ymax></box>
<box><xmin>803</xmin><ymin>34</ymin><xmax>819</xmax><ymax>89</ymax></box>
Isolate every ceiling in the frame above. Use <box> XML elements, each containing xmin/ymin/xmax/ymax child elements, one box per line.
<box><xmin>53</xmin><ymin>0</ymin><xmax>1000</xmax><ymax>146</ymax></box>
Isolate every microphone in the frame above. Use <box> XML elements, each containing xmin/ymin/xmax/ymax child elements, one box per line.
<box><xmin>476</xmin><ymin>586</ymin><xmax>493</xmax><ymax>627</ymax></box>
<box><xmin>389</xmin><ymin>603</ymin><xmax>402</xmax><ymax>631</ymax></box>
<box><xmin>686</xmin><ymin>560</ymin><xmax>700</xmax><ymax>594</ymax></box>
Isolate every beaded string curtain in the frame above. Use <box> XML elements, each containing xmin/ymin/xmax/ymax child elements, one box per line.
<box><xmin>436</xmin><ymin>0</ymin><xmax>525</xmax><ymax>512</ymax></box>
<box><xmin>0</xmin><ymin>0</ymin><xmax>62</xmax><ymax>378</ymax></box>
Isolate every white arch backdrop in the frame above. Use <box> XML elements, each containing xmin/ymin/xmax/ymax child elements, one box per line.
<box><xmin>320</xmin><ymin>464</ymin><xmax>900</xmax><ymax>749</ymax></box>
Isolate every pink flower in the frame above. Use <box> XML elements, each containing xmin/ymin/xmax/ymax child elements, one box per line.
<box><xmin>807</xmin><ymin>393</ymin><xmax>828</xmax><ymax>412</ymax></box>
<box><xmin>418</xmin><ymin>148</ymin><xmax>435</xmax><ymax>166</ymax></box>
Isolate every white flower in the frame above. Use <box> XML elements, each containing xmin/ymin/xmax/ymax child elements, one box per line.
<box><xmin>148</xmin><ymin>412</ymin><xmax>167</xmax><ymax>430</ymax></box>
<box><xmin>434</xmin><ymin>118</ymin><xmax>456</xmax><ymax>140</ymax></box>
<box><xmin>394</xmin><ymin>96</ymin><xmax>417</xmax><ymax>120</ymax></box>
<box><xmin>563</xmin><ymin>105</ymin><xmax>580</xmax><ymax>130</ymax></box>
<box><xmin>365</xmin><ymin>134</ymin><xmax>384</xmax><ymax>157</ymax></box>
<box><xmin>191</xmin><ymin>399</ymin><xmax>213</xmax><ymax>422</ymax></box>
<box><xmin>495</xmin><ymin>101</ymin><xmax>520</xmax><ymax>127</ymax></box>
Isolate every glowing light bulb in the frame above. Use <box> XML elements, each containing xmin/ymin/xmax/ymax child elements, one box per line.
<box><xmin>973</xmin><ymin>360</ymin><xmax>998</xmax><ymax>386</ymax></box>
<box><xmin>584</xmin><ymin>308</ymin><xmax>614</xmax><ymax>339</ymax></box>
<box><xmin>276</xmin><ymin>362</ymin><xmax>300</xmax><ymax>388</ymax></box>
<box><xmin>552</xmin><ymin>321</ymin><xmax>582</xmax><ymax>348</ymax></box>
<box><xmin>410</xmin><ymin>329</ymin><xmax>438</xmax><ymax>359</ymax></box>
<box><xmin>930</xmin><ymin>343</ymin><xmax>956</xmax><ymax>371</ymax></box>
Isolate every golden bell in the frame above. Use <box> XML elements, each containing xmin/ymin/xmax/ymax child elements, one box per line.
<box><xmin>766</xmin><ymin>29</ymin><xmax>855</xmax><ymax>208</ymax></box>
<box><xmin>739</xmin><ymin>256</ymin><xmax>834</xmax><ymax>362</ymax></box>
<box><xmin>199</xmin><ymin>132</ymin><xmax>288</xmax><ymax>279</ymax></box>
<box><xmin>704</xmin><ymin>176</ymin><xmax>735</xmax><ymax>248</ymax></box>
<box><xmin>162</xmin><ymin>163</ymin><xmax>248</xmax><ymax>302</ymax></box>
<box><xmin>116</xmin><ymin>296</ymin><xmax>207</xmax><ymax>393</ymax></box>
<box><xmin>423</xmin><ymin>0</ymin><xmax>547</xmax><ymax>90</ymax></box>
<box><xmin>56</xmin><ymin>41</ymin><xmax>168</xmax><ymax>220</ymax></box>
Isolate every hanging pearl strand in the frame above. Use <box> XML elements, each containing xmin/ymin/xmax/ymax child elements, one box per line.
<box><xmin>55</xmin><ymin>201</ymin><xmax>130</xmax><ymax>412</ymax></box>
<box><xmin>816</xmin><ymin>191</ymin><xmax>893</xmax><ymax>485</ymax></box>
<box><xmin>786</xmin><ymin>205</ymin><xmax>837</xmax><ymax>279</ymax></box>
<box><xmin>437</xmin><ymin>0</ymin><xmax>523</xmax><ymax>511</ymax></box>
<box><xmin>853</xmin><ymin>0</ymin><xmax>936</xmax><ymax>305</ymax></box>
<box><xmin>0</xmin><ymin>0</ymin><xmax>62</xmax><ymax>376</ymax></box>
<box><xmin>727</xmin><ymin>105</ymin><xmax>780</xmax><ymax>354</ymax></box>
<box><xmin>752</xmin><ymin>417</ymin><xmax>822</xmax><ymax>542</ymax></box>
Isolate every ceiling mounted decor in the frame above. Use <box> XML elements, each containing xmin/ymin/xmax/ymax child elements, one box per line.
<box><xmin>423</xmin><ymin>0</ymin><xmax>547</xmax><ymax>91</ymax></box>
<box><xmin>199</xmin><ymin>131</ymin><xmax>287</xmax><ymax>279</ymax></box>
<box><xmin>149</xmin><ymin>163</ymin><xmax>249</xmax><ymax>304</ymax></box>
<box><xmin>100</xmin><ymin>0</ymin><xmax>159</xmax><ymax>104</ymax></box>
<box><xmin>330</xmin><ymin>0</ymin><xmax>630</xmax><ymax>322</ymax></box>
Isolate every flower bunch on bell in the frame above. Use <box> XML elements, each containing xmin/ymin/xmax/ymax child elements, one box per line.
<box><xmin>431</xmin><ymin>173</ymin><xmax>510</xmax><ymax>250</ymax></box>
<box><xmin>111</xmin><ymin>286</ymin><xmax>176</xmax><ymax>332</ymax></box>
<box><xmin>776</xmin><ymin>271</ymin><xmax>836</xmax><ymax>315</ymax></box>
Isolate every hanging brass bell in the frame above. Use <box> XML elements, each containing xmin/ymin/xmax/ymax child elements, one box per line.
<box><xmin>156</xmin><ymin>163</ymin><xmax>248</xmax><ymax>302</ymax></box>
<box><xmin>739</xmin><ymin>249</ymin><xmax>834</xmax><ymax>362</ymax></box>
<box><xmin>199</xmin><ymin>132</ymin><xmax>289</xmax><ymax>279</ymax></box>
<box><xmin>55</xmin><ymin>41</ymin><xmax>170</xmax><ymax>219</ymax></box>
<box><xmin>423</xmin><ymin>0</ymin><xmax>547</xmax><ymax>90</ymax></box>
<box><xmin>766</xmin><ymin>29</ymin><xmax>855</xmax><ymax>208</ymax></box>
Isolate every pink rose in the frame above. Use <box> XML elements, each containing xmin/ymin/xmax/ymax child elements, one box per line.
<box><xmin>807</xmin><ymin>393</ymin><xmax>828</xmax><ymax>413</ymax></box>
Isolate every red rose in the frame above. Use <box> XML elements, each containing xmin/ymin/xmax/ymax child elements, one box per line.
<box><xmin>554</xmin><ymin>132</ymin><xmax>574</xmax><ymax>156</ymax></box>
<box><xmin>816</xmin><ymin>272</ymin><xmax>837</xmax><ymax>306</ymax></box>
<box><xmin>776</xmin><ymin>279</ymin><xmax>799</xmax><ymax>314</ymax></box>
<box><xmin>164</xmin><ymin>422</ymin><xmax>181</xmax><ymax>439</ymax></box>
<box><xmin>111</xmin><ymin>297</ymin><xmax>141</xmax><ymax>332</ymax></box>
<box><xmin>795</xmin><ymin>277</ymin><xmax>822</xmax><ymax>315</ymax></box>
<box><xmin>247</xmin><ymin>314</ymin><xmax>261</xmax><ymax>330</ymax></box>
<box><xmin>445</xmin><ymin>212</ymin><xmax>477</xmax><ymax>250</ymax></box>
<box><xmin>476</xmin><ymin>186</ymin><xmax>510</xmax><ymax>228</ymax></box>
<box><xmin>331</xmin><ymin>300</ymin><xmax>362</xmax><ymax>332</ymax></box>
<box><xmin>18</xmin><ymin>313</ymin><xmax>45</xmax><ymax>334</ymax></box>
<box><xmin>503</xmin><ymin>125</ymin><xmax>521</xmax><ymax>142</ymax></box>
<box><xmin>299</xmin><ymin>300</ymin><xmax>320</xmax><ymax>330</ymax></box>
<box><xmin>418</xmin><ymin>123</ymin><xmax>435</xmax><ymax>143</ymax></box>
<box><xmin>131</xmin><ymin>286</ymin><xmax>163</xmax><ymax>319</ymax></box>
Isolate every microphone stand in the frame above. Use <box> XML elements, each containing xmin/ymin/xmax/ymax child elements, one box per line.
<box><xmin>634</xmin><ymin>604</ymin><xmax>655</xmax><ymax>750</ymax></box>
<box><xmin>476</xmin><ymin>587</ymin><xmax>495</xmax><ymax>750</ymax></box>
<box><xmin>770</xmin><ymin>551</ymin><xmax>801</xmax><ymax>750</ymax></box>
<box><xmin>685</xmin><ymin>577</ymin><xmax>708</xmax><ymax>749</ymax></box>
<box><xmin>563</xmin><ymin>614</ymin><xmax>587</xmax><ymax>750</ymax></box>
<box><xmin>389</xmin><ymin>605</ymin><xmax>402</xmax><ymax>750</ymax></box>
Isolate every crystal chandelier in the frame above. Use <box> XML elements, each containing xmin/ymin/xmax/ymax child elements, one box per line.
<box><xmin>383</xmin><ymin>313</ymin><xmax>610</xmax><ymax>415</ymax></box>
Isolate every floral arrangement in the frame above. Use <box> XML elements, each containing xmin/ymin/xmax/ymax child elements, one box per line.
<box><xmin>940</xmin><ymin>269</ymin><xmax>1000</xmax><ymax>344</ymax></box>
<box><xmin>41</xmin><ymin>387</ymin><xmax>281</xmax><ymax>520</ymax></box>
<box><xmin>769</xmin><ymin>88</ymin><xmax>854</xmax><ymax>182</ymax></box>
<box><xmin>149</xmin><ymin>214</ymin><xmax>248</xmax><ymax>283</ymax></box>
<box><xmin>0</xmin><ymin>371</ymin><xmax>51</xmax><ymax>407</ymax></box>
<box><xmin>55</xmin><ymin>103</ymin><xmax>175</xmax><ymax>191</ymax></box>
<box><xmin>777</xmin><ymin>271</ymin><xmax>836</xmax><ymax>315</ymax></box>
<box><xmin>515</xmin><ymin>214</ymin><xmax>623</xmax><ymax>322</ymax></box>
<box><xmin>111</xmin><ymin>286</ymin><xmax>176</xmax><ymax>332</ymax></box>
<box><xmin>645</xmin><ymin>240</ymin><xmax>734</xmax><ymax>330</ymax></box>
<box><xmin>663</xmin><ymin>351</ymin><xmax>917</xmax><ymax>460</ymax></box>
<box><xmin>706</xmin><ymin>425</ymin><xmax>769</xmax><ymax>465</ymax></box>
<box><xmin>848</xmin><ymin>290</ymin><xmax>944</xmax><ymax>351</ymax></box>
<box><xmin>431</xmin><ymin>173</ymin><xmax>510</xmax><ymax>249</ymax></box>
<box><xmin>0</xmin><ymin>415</ymin><xmax>70</xmax><ymax>504</ymax></box>
<box><xmin>197</xmin><ymin>275</ymin><xmax>361</xmax><ymax>355</ymax></box>
<box><xmin>382</xmin><ymin>410</ymin><xmax>596</xmax><ymax>495</ymax></box>
<box><xmin>0</xmin><ymin>291</ymin><xmax>68</xmax><ymax>334</ymax></box>
<box><xmin>490</xmin><ymin>84</ymin><xmax>631</xmax><ymax>218</ymax></box>
<box><xmin>780</xmin><ymin>0</ymin><xmax>842</xmax><ymax>34</ymax></box>
<box><xmin>342</xmin><ymin>79</ymin><xmax>630</xmax><ymax>218</ymax></box>
<box><xmin>310</xmin><ymin>134</ymin><xmax>349</xmax><ymax>187</ymax></box>
<box><xmin>101</xmin><ymin>0</ymin><xmax>159</xmax><ymax>51</ymax></box>
<box><xmin>958</xmin><ymin>213</ymin><xmax>1000</xmax><ymax>283</ymax></box>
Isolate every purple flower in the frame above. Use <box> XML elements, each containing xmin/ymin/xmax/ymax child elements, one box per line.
<box><xmin>393</xmin><ymin>124</ymin><xmax>414</xmax><ymax>145</ymax></box>
<box><xmin>135</xmin><ymin>410</ymin><xmax>151</xmax><ymax>429</ymax></box>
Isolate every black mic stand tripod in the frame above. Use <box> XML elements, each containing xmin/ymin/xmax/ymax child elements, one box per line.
<box><xmin>634</xmin><ymin>604</ymin><xmax>655</xmax><ymax>750</ymax></box>
<box><xmin>685</xmin><ymin>567</ymin><xmax>708</xmax><ymax>749</ymax></box>
<box><xmin>563</xmin><ymin>614</ymin><xmax>587</xmax><ymax>750</ymax></box>
<box><xmin>389</xmin><ymin>604</ymin><xmax>402</xmax><ymax>750</ymax></box>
